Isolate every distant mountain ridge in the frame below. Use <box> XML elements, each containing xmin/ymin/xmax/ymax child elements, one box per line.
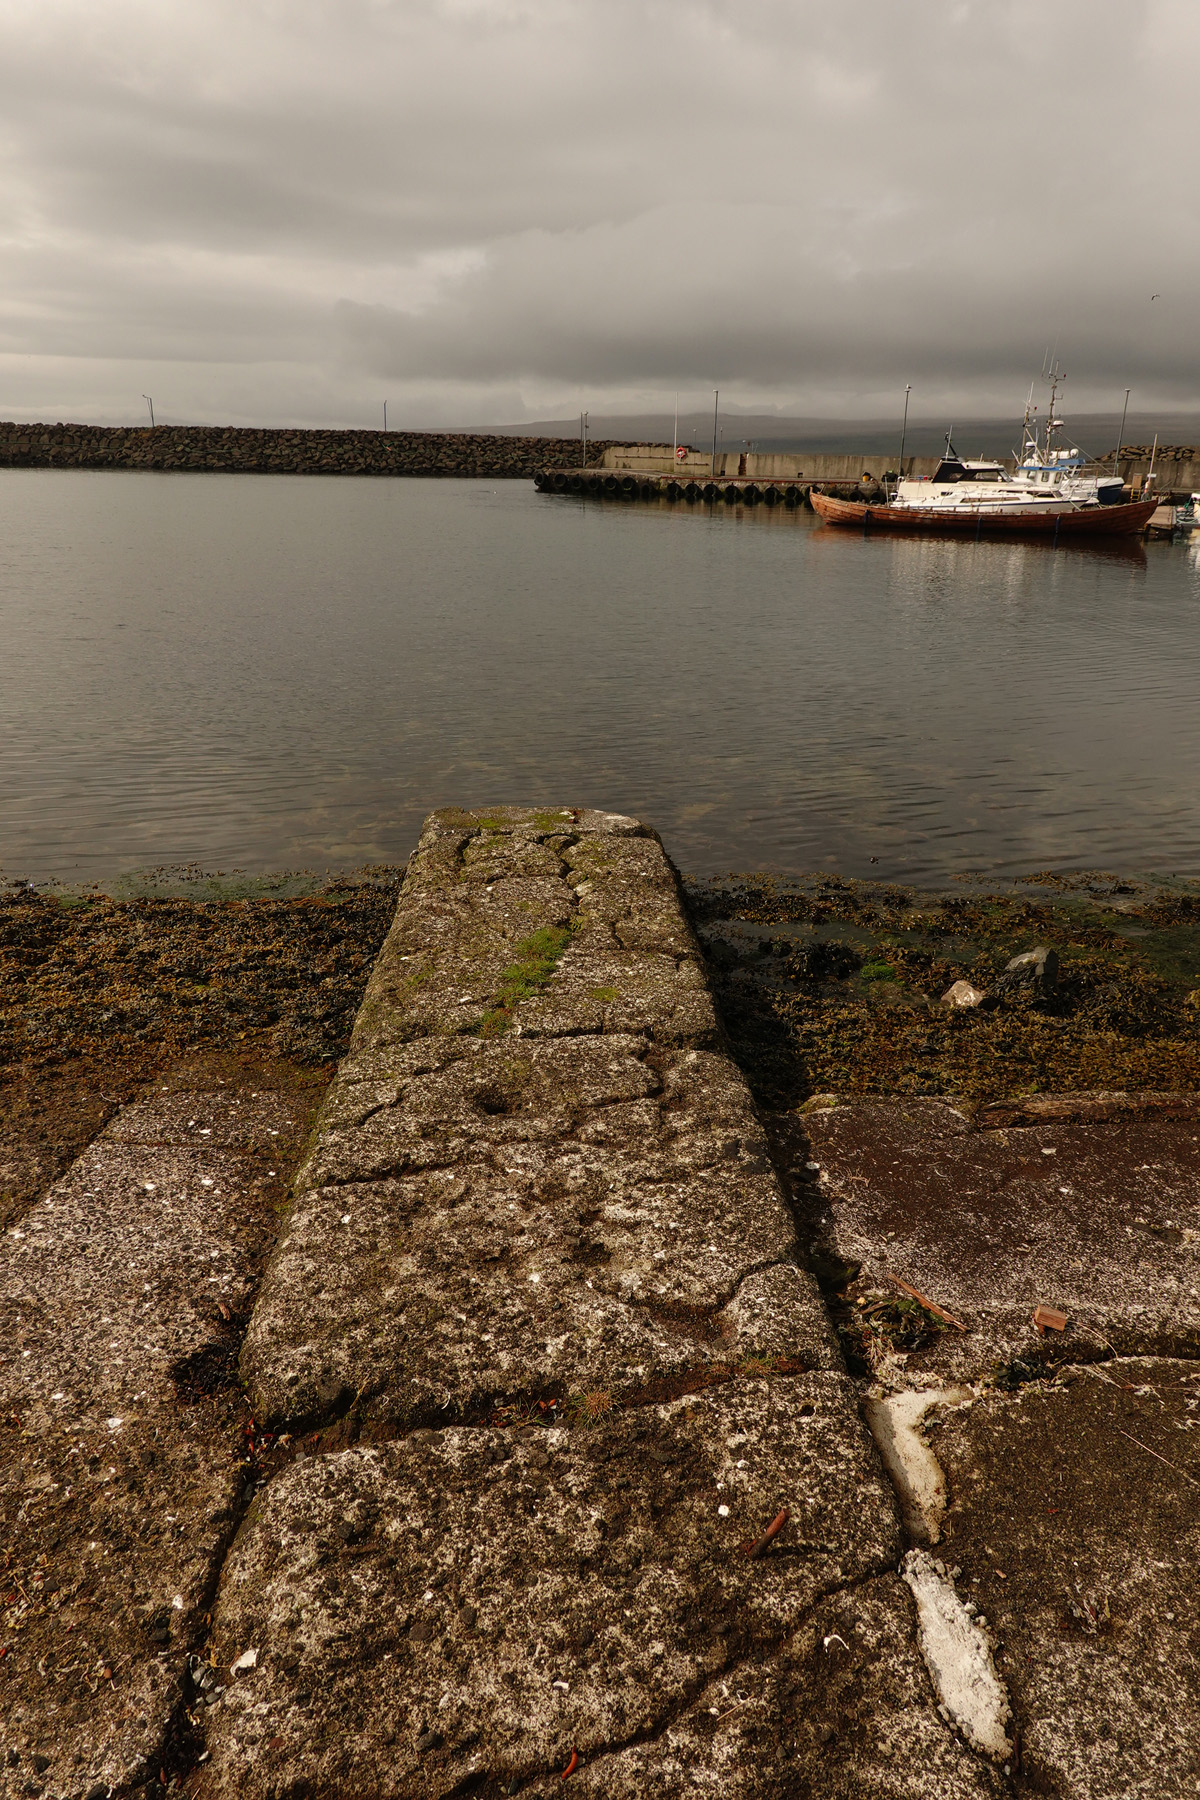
<box><xmin>467</xmin><ymin>411</ymin><xmax>1200</xmax><ymax>462</ymax></box>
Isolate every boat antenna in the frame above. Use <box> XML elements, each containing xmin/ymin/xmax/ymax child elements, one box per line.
<box><xmin>944</xmin><ymin>427</ymin><xmax>957</xmax><ymax>459</ymax></box>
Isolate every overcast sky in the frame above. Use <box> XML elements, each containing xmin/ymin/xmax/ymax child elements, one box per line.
<box><xmin>1</xmin><ymin>0</ymin><xmax>1196</xmax><ymax>428</ymax></box>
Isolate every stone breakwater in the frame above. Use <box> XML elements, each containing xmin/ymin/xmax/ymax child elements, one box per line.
<box><xmin>0</xmin><ymin>423</ymin><xmax>617</xmax><ymax>478</ymax></box>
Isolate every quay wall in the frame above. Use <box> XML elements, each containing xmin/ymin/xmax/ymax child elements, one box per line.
<box><xmin>5</xmin><ymin>420</ymin><xmax>1195</xmax><ymax>494</ymax></box>
<box><xmin>1104</xmin><ymin>445</ymin><xmax>1200</xmax><ymax>495</ymax></box>
<box><xmin>601</xmin><ymin>444</ymin><xmax>940</xmax><ymax>481</ymax></box>
<box><xmin>603</xmin><ymin>441</ymin><xmax>1200</xmax><ymax>495</ymax></box>
<box><xmin>0</xmin><ymin>421</ymin><xmax>619</xmax><ymax>478</ymax></box>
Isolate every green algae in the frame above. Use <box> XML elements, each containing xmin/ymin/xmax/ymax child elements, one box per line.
<box><xmin>684</xmin><ymin>871</ymin><xmax>1200</xmax><ymax>1108</ymax></box>
<box><xmin>472</xmin><ymin>921</ymin><xmax>580</xmax><ymax>1038</ymax></box>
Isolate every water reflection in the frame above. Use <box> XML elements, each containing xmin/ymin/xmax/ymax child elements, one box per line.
<box><xmin>1</xmin><ymin>470</ymin><xmax>1197</xmax><ymax>884</ymax></box>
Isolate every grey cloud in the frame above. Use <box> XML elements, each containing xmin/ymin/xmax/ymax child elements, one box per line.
<box><xmin>0</xmin><ymin>0</ymin><xmax>1195</xmax><ymax>426</ymax></box>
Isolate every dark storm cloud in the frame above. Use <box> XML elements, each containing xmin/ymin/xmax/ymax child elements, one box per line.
<box><xmin>0</xmin><ymin>0</ymin><xmax>1195</xmax><ymax>425</ymax></box>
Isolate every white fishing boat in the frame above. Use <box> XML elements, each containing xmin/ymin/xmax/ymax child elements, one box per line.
<box><xmin>889</xmin><ymin>439</ymin><xmax>1073</xmax><ymax>515</ymax></box>
<box><xmin>1007</xmin><ymin>369</ymin><xmax>1125</xmax><ymax>506</ymax></box>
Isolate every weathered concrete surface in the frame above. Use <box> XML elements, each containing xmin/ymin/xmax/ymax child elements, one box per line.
<box><xmin>347</xmin><ymin>808</ymin><xmax>717</xmax><ymax>1054</ymax></box>
<box><xmin>775</xmin><ymin>1091</ymin><xmax>1200</xmax><ymax>1796</ymax></box>
<box><xmin>566</xmin><ymin>1575</ymin><xmax>1007</xmax><ymax>1800</ymax></box>
<box><xmin>194</xmin><ymin>811</ymin><xmax>1005</xmax><ymax>1796</ymax></box>
<box><xmin>16</xmin><ymin>808</ymin><xmax>1197</xmax><ymax>1796</ymax></box>
<box><xmin>243</xmin><ymin>811</ymin><xmax>837</xmax><ymax>1430</ymax></box>
<box><xmin>0</xmin><ymin>1074</ymin><xmax>320</xmax><ymax>1800</ymax></box>
<box><xmin>202</xmin><ymin>1380</ymin><xmax>997</xmax><ymax>1798</ymax></box>
<box><xmin>792</xmin><ymin>1095</ymin><xmax>1200</xmax><ymax>1383</ymax></box>
<box><xmin>930</xmin><ymin>1358</ymin><xmax>1200</xmax><ymax>1799</ymax></box>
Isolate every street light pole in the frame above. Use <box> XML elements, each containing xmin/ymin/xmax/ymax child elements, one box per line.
<box><xmin>711</xmin><ymin>389</ymin><xmax>719</xmax><ymax>477</ymax></box>
<box><xmin>383</xmin><ymin>400</ymin><xmax>388</xmax><ymax>432</ymax></box>
<box><xmin>142</xmin><ymin>395</ymin><xmax>155</xmax><ymax>428</ymax></box>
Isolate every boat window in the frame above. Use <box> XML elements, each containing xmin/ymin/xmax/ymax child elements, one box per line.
<box><xmin>930</xmin><ymin>460</ymin><xmax>966</xmax><ymax>483</ymax></box>
<box><xmin>970</xmin><ymin>469</ymin><xmax>1000</xmax><ymax>483</ymax></box>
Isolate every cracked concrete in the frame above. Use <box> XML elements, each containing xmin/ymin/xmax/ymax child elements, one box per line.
<box><xmin>792</xmin><ymin>1094</ymin><xmax>1200</xmax><ymax>1383</ymax></box>
<box><xmin>13</xmin><ymin>809</ymin><xmax>1198</xmax><ymax>1796</ymax></box>
<box><xmin>0</xmin><ymin>1071</ymin><xmax>323</xmax><ymax>1800</ymax></box>
<box><xmin>202</xmin><ymin>1377</ymin><xmax>914</xmax><ymax>1797</ymax></box>
<box><xmin>242</xmin><ymin>812</ymin><xmax>838</xmax><ymax>1432</ymax></box>
<box><xmin>196</xmin><ymin>809</ymin><xmax>996</xmax><ymax>1796</ymax></box>
<box><xmin>929</xmin><ymin>1358</ymin><xmax>1200</xmax><ymax>1799</ymax></box>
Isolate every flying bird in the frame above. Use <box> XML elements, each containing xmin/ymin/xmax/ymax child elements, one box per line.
<box><xmin>1151</xmin><ymin>293</ymin><xmax>1161</xmax><ymax>300</ymax></box>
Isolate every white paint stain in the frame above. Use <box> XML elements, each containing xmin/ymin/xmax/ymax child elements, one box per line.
<box><xmin>902</xmin><ymin>1550</ymin><xmax>1013</xmax><ymax>1761</ymax></box>
<box><xmin>862</xmin><ymin>1387</ymin><xmax>971</xmax><ymax>1542</ymax></box>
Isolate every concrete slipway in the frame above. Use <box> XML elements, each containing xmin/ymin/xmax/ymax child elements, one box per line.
<box><xmin>2</xmin><ymin>809</ymin><xmax>1197</xmax><ymax>1799</ymax></box>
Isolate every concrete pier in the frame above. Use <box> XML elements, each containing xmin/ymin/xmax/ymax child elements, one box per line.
<box><xmin>2</xmin><ymin>809</ymin><xmax>1197</xmax><ymax>1799</ymax></box>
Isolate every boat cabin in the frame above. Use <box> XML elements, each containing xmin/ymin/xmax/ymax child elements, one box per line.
<box><xmin>927</xmin><ymin>455</ymin><xmax>1006</xmax><ymax>484</ymax></box>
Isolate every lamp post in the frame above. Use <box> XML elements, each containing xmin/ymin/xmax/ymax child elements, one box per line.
<box><xmin>383</xmin><ymin>400</ymin><xmax>388</xmax><ymax>432</ymax></box>
<box><xmin>711</xmin><ymin>389</ymin><xmax>719</xmax><ymax>477</ymax></box>
<box><xmin>580</xmin><ymin>411</ymin><xmax>588</xmax><ymax>470</ymax></box>
<box><xmin>142</xmin><ymin>395</ymin><xmax>155</xmax><ymax>428</ymax></box>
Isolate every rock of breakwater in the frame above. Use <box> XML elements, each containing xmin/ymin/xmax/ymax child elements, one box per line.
<box><xmin>200</xmin><ymin>808</ymin><xmax>1002</xmax><ymax>1798</ymax></box>
<box><xmin>0</xmin><ymin>422</ymin><xmax>619</xmax><ymax>478</ymax></box>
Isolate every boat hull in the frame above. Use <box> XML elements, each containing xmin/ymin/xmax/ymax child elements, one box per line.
<box><xmin>809</xmin><ymin>489</ymin><xmax>1158</xmax><ymax>539</ymax></box>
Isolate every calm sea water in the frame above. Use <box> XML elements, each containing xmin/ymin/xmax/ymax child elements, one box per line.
<box><xmin>2</xmin><ymin>469</ymin><xmax>1199</xmax><ymax>884</ymax></box>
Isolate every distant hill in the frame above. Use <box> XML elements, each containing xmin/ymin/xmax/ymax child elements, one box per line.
<box><xmin>463</xmin><ymin>410</ymin><xmax>1200</xmax><ymax>461</ymax></box>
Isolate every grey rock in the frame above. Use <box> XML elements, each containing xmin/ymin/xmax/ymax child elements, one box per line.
<box><xmin>940</xmin><ymin>979</ymin><xmax>986</xmax><ymax>1009</ymax></box>
<box><xmin>992</xmin><ymin>944</ymin><xmax>1059</xmax><ymax>997</ymax></box>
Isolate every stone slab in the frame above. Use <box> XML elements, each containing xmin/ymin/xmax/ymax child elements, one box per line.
<box><xmin>348</xmin><ymin>809</ymin><xmax>719</xmax><ymax>1056</ymax></box>
<box><xmin>569</xmin><ymin>1577</ymin><xmax>1006</xmax><ymax>1799</ymax></box>
<box><xmin>201</xmin><ymin>1377</ymin><xmax>918</xmax><ymax>1797</ymax></box>
<box><xmin>0</xmin><ymin>1077</ymin><xmax>317</xmax><ymax>1800</ymax></box>
<box><xmin>244</xmin><ymin>813</ymin><xmax>838</xmax><ymax>1429</ymax></box>
<box><xmin>930</xmin><ymin>1357</ymin><xmax>1200</xmax><ymax>1799</ymax></box>
<box><xmin>793</xmin><ymin>1097</ymin><xmax>1200</xmax><ymax>1382</ymax></box>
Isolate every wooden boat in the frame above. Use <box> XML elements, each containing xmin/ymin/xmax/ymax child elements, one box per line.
<box><xmin>809</xmin><ymin>487</ymin><xmax>1159</xmax><ymax>539</ymax></box>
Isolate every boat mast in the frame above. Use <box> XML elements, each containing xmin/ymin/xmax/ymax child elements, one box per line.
<box><xmin>896</xmin><ymin>384</ymin><xmax>911</xmax><ymax>496</ymax></box>
<box><xmin>1018</xmin><ymin>381</ymin><xmax>1036</xmax><ymax>466</ymax></box>
<box><xmin>1113</xmin><ymin>387</ymin><xmax>1130</xmax><ymax>474</ymax></box>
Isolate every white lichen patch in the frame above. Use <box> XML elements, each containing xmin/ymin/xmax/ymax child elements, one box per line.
<box><xmin>862</xmin><ymin>1387</ymin><xmax>971</xmax><ymax>1542</ymax></box>
<box><xmin>901</xmin><ymin>1549</ymin><xmax>1013</xmax><ymax>1761</ymax></box>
